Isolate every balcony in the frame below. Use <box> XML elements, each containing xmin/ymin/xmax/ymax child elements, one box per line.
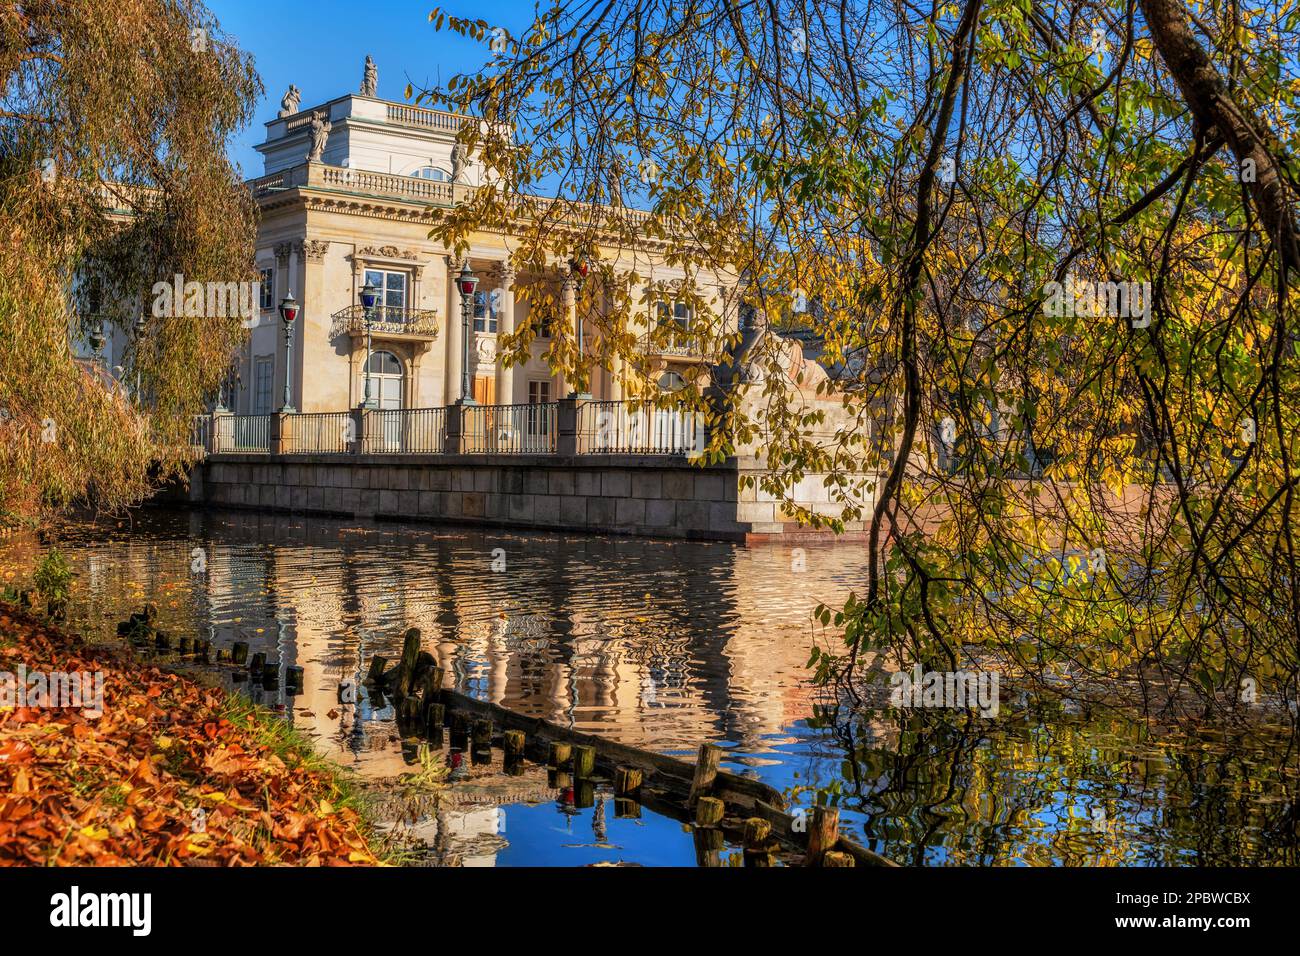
<box><xmin>643</xmin><ymin>326</ymin><xmax>704</xmax><ymax>362</ymax></box>
<box><xmin>247</xmin><ymin>161</ymin><xmax>656</xmax><ymax>231</ymax></box>
<box><xmin>330</xmin><ymin>304</ymin><xmax>439</xmax><ymax>341</ymax></box>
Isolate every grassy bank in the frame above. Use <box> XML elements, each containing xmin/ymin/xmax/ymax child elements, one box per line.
<box><xmin>0</xmin><ymin>603</ymin><xmax>385</xmax><ymax>866</ymax></box>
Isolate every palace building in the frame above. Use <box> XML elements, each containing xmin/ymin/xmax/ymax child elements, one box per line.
<box><xmin>230</xmin><ymin>67</ymin><xmax>734</xmax><ymax>419</ymax></box>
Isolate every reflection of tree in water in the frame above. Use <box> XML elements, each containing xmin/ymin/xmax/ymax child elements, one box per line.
<box><xmin>816</xmin><ymin>704</ymin><xmax>1299</xmax><ymax>866</ymax></box>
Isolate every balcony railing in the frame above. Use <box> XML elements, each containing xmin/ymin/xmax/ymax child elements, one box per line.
<box><xmin>366</xmin><ymin>407</ymin><xmax>446</xmax><ymax>454</ymax></box>
<box><xmin>578</xmin><ymin>401</ymin><xmax>705</xmax><ymax>455</ymax></box>
<box><xmin>462</xmin><ymin>403</ymin><xmax>557</xmax><ymax>454</ymax></box>
<box><xmin>246</xmin><ymin>162</ymin><xmax>657</xmax><ymax>231</ymax></box>
<box><xmin>200</xmin><ymin>399</ymin><xmax>704</xmax><ymax>459</ymax></box>
<box><xmin>643</xmin><ymin>329</ymin><xmax>698</xmax><ymax>357</ymax></box>
<box><xmin>283</xmin><ymin>412</ymin><xmax>354</xmax><ymax>455</ymax></box>
<box><xmin>213</xmin><ymin>414</ymin><xmax>272</xmax><ymax>453</ymax></box>
<box><xmin>330</xmin><ymin>304</ymin><xmax>439</xmax><ymax>339</ymax></box>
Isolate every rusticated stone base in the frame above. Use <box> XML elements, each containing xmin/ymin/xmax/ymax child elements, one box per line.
<box><xmin>185</xmin><ymin>453</ymin><xmax>876</xmax><ymax>543</ymax></box>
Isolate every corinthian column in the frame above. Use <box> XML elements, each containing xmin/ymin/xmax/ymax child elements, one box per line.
<box><xmin>491</xmin><ymin>260</ymin><xmax>516</xmax><ymax>404</ymax></box>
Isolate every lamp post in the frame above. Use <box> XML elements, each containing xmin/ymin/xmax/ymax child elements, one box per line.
<box><xmin>359</xmin><ymin>280</ymin><xmax>378</xmax><ymax>408</ymax></box>
<box><xmin>278</xmin><ymin>292</ymin><xmax>299</xmax><ymax>413</ymax></box>
<box><xmin>88</xmin><ymin>319</ymin><xmax>106</xmax><ymax>368</ymax></box>
<box><xmin>456</xmin><ymin>262</ymin><xmax>479</xmax><ymax>404</ymax></box>
<box><xmin>133</xmin><ymin>313</ymin><xmax>146</xmax><ymax>402</ymax></box>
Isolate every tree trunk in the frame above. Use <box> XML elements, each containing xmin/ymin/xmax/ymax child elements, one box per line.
<box><xmin>1139</xmin><ymin>0</ymin><xmax>1300</xmax><ymax>272</ymax></box>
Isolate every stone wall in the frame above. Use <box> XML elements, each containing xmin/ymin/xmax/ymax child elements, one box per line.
<box><xmin>188</xmin><ymin>454</ymin><xmax>874</xmax><ymax>543</ymax></box>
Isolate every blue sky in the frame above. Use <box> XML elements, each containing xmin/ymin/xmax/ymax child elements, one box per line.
<box><xmin>208</xmin><ymin>0</ymin><xmax>535</xmax><ymax>176</ymax></box>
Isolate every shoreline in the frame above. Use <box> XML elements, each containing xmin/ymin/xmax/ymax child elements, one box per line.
<box><xmin>0</xmin><ymin>603</ymin><xmax>386</xmax><ymax>866</ymax></box>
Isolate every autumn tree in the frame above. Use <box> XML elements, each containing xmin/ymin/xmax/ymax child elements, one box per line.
<box><xmin>422</xmin><ymin>0</ymin><xmax>1300</xmax><ymax>722</ymax></box>
<box><xmin>0</xmin><ymin>0</ymin><xmax>260</xmax><ymax>527</ymax></box>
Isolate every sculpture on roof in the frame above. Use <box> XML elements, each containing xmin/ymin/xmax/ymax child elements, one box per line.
<box><xmin>277</xmin><ymin>84</ymin><xmax>301</xmax><ymax>118</ymax></box>
<box><xmin>450</xmin><ymin>141</ymin><xmax>468</xmax><ymax>184</ymax></box>
<box><xmin>360</xmin><ymin>55</ymin><xmax>378</xmax><ymax>97</ymax></box>
<box><xmin>307</xmin><ymin>112</ymin><xmax>331</xmax><ymax>162</ymax></box>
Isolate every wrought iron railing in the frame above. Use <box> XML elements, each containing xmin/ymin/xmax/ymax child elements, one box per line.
<box><xmin>213</xmin><ymin>414</ymin><xmax>272</xmax><ymax>453</ymax></box>
<box><xmin>193</xmin><ymin>400</ymin><xmax>704</xmax><ymax>458</ymax></box>
<box><xmin>283</xmin><ymin>412</ymin><xmax>354</xmax><ymax>455</ymax></box>
<box><xmin>330</xmin><ymin>304</ymin><xmax>439</xmax><ymax>339</ymax></box>
<box><xmin>462</xmin><ymin>403</ymin><xmax>557</xmax><ymax>454</ymax></box>
<box><xmin>365</xmin><ymin>407</ymin><xmax>446</xmax><ymax>454</ymax></box>
<box><xmin>578</xmin><ymin>401</ymin><xmax>705</xmax><ymax>455</ymax></box>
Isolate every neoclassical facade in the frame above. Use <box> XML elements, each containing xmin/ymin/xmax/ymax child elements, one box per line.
<box><xmin>229</xmin><ymin>77</ymin><xmax>734</xmax><ymax>417</ymax></box>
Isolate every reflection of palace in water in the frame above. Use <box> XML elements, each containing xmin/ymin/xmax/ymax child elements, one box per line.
<box><xmin>182</xmin><ymin>509</ymin><xmax>860</xmax><ymax>770</ymax></box>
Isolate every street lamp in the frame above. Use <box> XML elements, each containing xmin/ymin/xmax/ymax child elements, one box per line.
<box><xmin>456</xmin><ymin>262</ymin><xmax>479</xmax><ymax>404</ymax></box>
<box><xmin>278</xmin><ymin>291</ymin><xmax>299</xmax><ymax>413</ymax></box>
<box><xmin>88</xmin><ymin>319</ymin><xmax>106</xmax><ymax>364</ymax></box>
<box><xmin>359</xmin><ymin>280</ymin><xmax>379</xmax><ymax>408</ymax></box>
<box><xmin>133</xmin><ymin>313</ymin><xmax>146</xmax><ymax>402</ymax></box>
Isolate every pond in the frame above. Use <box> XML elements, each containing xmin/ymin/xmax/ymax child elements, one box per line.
<box><xmin>4</xmin><ymin>507</ymin><xmax>1297</xmax><ymax>866</ymax></box>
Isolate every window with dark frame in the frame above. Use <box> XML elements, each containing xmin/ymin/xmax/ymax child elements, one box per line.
<box><xmin>259</xmin><ymin>268</ymin><xmax>274</xmax><ymax>311</ymax></box>
<box><xmin>364</xmin><ymin>269</ymin><xmax>408</xmax><ymax>313</ymax></box>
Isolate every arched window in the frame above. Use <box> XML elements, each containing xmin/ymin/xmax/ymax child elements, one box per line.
<box><xmin>364</xmin><ymin>350</ymin><xmax>404</xmax><ymax>422</ymax></box>
<box><xmin>412</xmin><ymin>166</ymin><xmax>450</xmax><ymax>181</ymax></box>
<box><xmin>367</xmin><ymin>350</ymin><xmax>402</xmax><ymax>376</ymax></box>
<box><xmin>658</xmin><ymin>370</ymin><xmax>687</xmax><ymax>392</ymax></box>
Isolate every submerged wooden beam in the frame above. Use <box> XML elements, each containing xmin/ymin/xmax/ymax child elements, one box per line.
<box><xmin>433</xmin><ymin>686</ymin><xmax>897</xmax><ymax>867</ymax></box>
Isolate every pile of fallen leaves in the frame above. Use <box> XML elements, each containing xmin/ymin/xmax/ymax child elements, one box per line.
<box><xmin>0</xmin><ymin>605</ymin><xmax>382</xmax><ymax>865</ymax></box>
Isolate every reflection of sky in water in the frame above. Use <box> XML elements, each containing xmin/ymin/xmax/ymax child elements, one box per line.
<box><xmin>13</xmin><ymin>508</ymin><xmax>1298</xmax><ymax>867</ymax></box>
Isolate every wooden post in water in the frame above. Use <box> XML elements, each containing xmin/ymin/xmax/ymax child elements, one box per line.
<box><xmin>231</xmin><ymin>642</ymin><xmax>248</xmax><ymax>666</ymax></box>
<box><xmin>695</xmin><ymin>796</ymin><xmax>725</xmax><ymax>826</ymax></box>
<box><xmin>743</xmin><ymin>817</ymin><xmax>773</xmax><ymax>867</ymax></box>
<box><xmin>449</xmin><ymin>712</ymin><xmax>470</xmax><ymax>751</ymax></box>
<box><xmin>614</xmin><ymin>767</ymin><xmax>642</xmax><ymax>796</ymax></box>
<box><xmin>365</xmin><ymin>655</ymin><xmax>388</xmax><ymax>685</ymax></box>
<box><xmin>804</xmin><ymin>805</ymin><xmax>840</xmax><ymax>866</ymax></box>
<box><xmin>742</xmin><ymin>817</ymin><xmax>770</xmax><ymax>849</ymax></box>
<box><xmin>394</xmin><ymin>628</ymin><xmax>422</xmax><ymax>698</ymax></box>
<box><xmin>572</xmin><ymin>745</ymin><xmax>596</xmax><ymax>779</ymax></box>
<box><xmin>548</xmin><ymin>741</ymin><xmax>572</xmax><ymax>769</ymax></box>
<box><xmin>689</xmin><ymin>744</ymin><xmax>721</xmax><ymax>807</ymax></box>
<box><xmin>503</xmin><ymin>730</ymin><xmax>526</xmax><ymax>761</ymax></box>
<box><xmin>471</xmin><ymin>718</ymin><xmax>493</xmax><ymax>755</ymax></box>
<box><xmin>425</xmin><ymin>703</ymin><xmax>445</xmax><ymax>744</ymax></box>
<box><xmin>248</xmin><ymin>651</ymin><xmax>266</xmax><ymax>676</ymax></box>
<box><xmin>693</xmin><ymin>827</ymin><xmax>724</xmax><ymax>867</ymax></box>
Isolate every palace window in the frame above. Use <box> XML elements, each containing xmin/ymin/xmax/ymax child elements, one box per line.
<box><xmin>253</xmin><ymin>357</ymin><xmax>273</xmax><ymax>415</ymax></box>
<box><xmin>473</xmin><ymin>290</ymin><xmax>498</xmax><ymax>333</ymax></box>
<box><xmin>655</xmin><ymin>301</ymin><xmax>692</xmax><ymax>330</ymax></box>
<box><xmin>364</xmin><ymin>269</ymin><xmax>407</xmax><ymax>311</ymax></box>
<box><xmin>658</xmin><ymin>370</ymin><xmax>687</xmax><ymax>392</ymax></box>
<box><xmin>259</xmin><ymin>268</ymin><xmax>274</xmax><ymax>311</ymax></box>
<box><xmin>412</xmin><ymin>166</ymin><xmax>450</xmax><ymax>181</ymax></box>
<box><xmin>526</xmin><ymin>381</ymin><xmax>551</xmax><ymax>436</ymax></box>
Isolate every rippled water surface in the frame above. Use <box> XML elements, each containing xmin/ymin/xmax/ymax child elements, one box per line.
<box><xmin>6</xmin><ymin>507</ymin><xmax>1297</xmax><ymax>866</ymax></box>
